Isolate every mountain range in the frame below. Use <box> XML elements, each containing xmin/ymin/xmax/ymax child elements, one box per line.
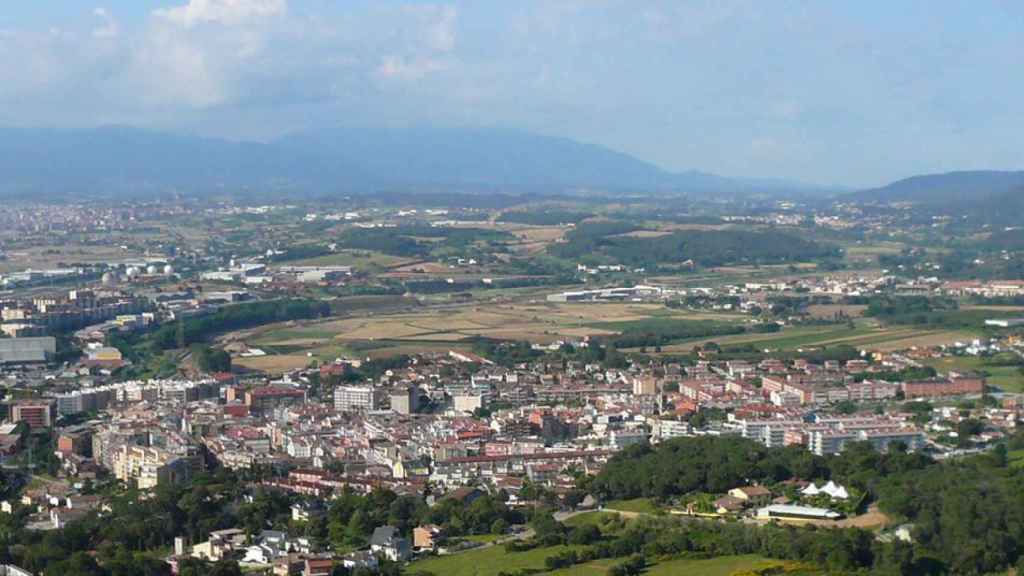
<box><xmin>851</xmin><ymin>170</ymin><xmax>1024</xmax><ymax>204</ymax></box>
<box><xmin>0</xmin><ymin>125</ymin><xmax>1020</xmax><ymax>207</ymax></box>
<box><xmin>0</xmin><ymin>125</ymin><xmax>827</xmax><ymax>198</ymax></box>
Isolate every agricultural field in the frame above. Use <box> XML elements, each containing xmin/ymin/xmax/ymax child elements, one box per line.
<box><xmin>501</xmin><ymin>224</ymin><xmax>571</xmax><ymax>255</ymax></box>
<box><xmin>284</xmin><ymin>250</ymin><xmax>415</xmax><ymax>270</ymax></box>
<box><xmin>228</xmin><ymin>301</ymin><xmax>745</xmax><ymax>371</ymax></box>
<box><xmin>0</xmin><ymin>243</ymin><xmax>142</xmax><ymax>273</ymax></box>
<box><xmin>650</xmin><ymin>321</ymin><xmax>978</xmax><ymax>355</ymax></box>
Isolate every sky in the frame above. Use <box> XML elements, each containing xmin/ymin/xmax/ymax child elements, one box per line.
<box><xmin>1</xmin><ymin>0</ymin><xmax>1023</xmax><ymax>187</ymax></box>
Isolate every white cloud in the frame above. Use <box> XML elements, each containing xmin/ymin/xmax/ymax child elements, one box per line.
<box><xmin>155</xmin><ymin>0</ymin><xmax>287</xmax><ymax>28</ymax></box>
<box><xmin>92</xmin><ymin>8</ymin><xmax>120</xmax><ymax>39</ymax></box>
<box><xmin>423</xmin><ymin>5</ymin><xmax>457</xmax><ymax>53</ymax></box>
<box><xmin>376</xmin><ymin>55</ymin><xmax>448</xmax><ymax>81</ymax></box>
<box><xmin>373</xmin><ymin>4</ymin><xmax>457</xmax><ymax>83</ymax></box>
<box><xmin>128</xmin><ymin>24</ymin><xmax>228</xmax><ymax>108</ymax></box>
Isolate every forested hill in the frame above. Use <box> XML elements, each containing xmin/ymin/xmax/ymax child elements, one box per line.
<box><xmin>852</xmin><ymin>170</ymin><xmax>1024</xmax><ymax>204</ymax></box>
<box><xmin>549</xmin><ymin>223</ymin><xmax>838</xmax><ymax>268</ymax></box>
<box><xmin>589</xmin><ymin>436</ymin><xmax>1024</xmax><ymax>575</ymax></box>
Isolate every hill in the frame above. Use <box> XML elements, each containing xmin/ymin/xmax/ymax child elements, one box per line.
<box><xmin>0</xmin><ymin>125</ymin><xmax>820</xmax><ymax>198</ymax></box>
<box><xmin>852</xmin><ymin>170</ymin><xmax>1024</xmax><ymax>204</ymax></box>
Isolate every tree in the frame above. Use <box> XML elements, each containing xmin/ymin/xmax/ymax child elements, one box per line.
<box><xmin>568</xmin><ymin>524</ymin><xmax>601</xmax><ymax>545</ymax></box>
<box><xmin>209</xmin><ymin>560</ymin><xmax>242</xmax><ymax>576</ymax></box>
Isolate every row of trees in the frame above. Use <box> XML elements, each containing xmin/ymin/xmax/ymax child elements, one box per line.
<box><xmin>550</xmin><ymin>223</ymin><xmax>838</xmax><ymax>268</ymax></box>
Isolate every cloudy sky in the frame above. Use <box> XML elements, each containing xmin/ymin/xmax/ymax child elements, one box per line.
<box><xmin>1</xmin><ymin>0</ymin><xmax>1022</xmax><ymax>187</ymax></box>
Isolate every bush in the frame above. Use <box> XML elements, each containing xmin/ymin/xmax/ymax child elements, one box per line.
<box><xmin>568</xmin><ymin>524</ymin><xmax>601</xmax><ymax>545</ymax></box>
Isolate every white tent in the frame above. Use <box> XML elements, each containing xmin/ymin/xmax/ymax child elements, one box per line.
<box><xmin>821</xmin><ymin>481</ymin><xmax>849</xmax><ymax>500</ymax></box>
<box><xmin>800</xmin><ymin>483</ymin><xmax>820</xmax><ymax>496</ymax></box>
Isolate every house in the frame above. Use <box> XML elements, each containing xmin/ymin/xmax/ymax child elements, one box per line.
<box><xmin>370</xmin><ymin>526</ymin><xmax>411</xmax><ymax>562</ymax></box>
<box><xmin>272</xmin><ymin>554</ymin><xmax>307</xmax><ymax>576</ymax></box>
<box><xmin>242</xmin><ymin>545</ymin><xmax>276</xmax><ymax>565</ymax></box>
<box><xmin>728</xmin><ymin>485</ymin><xmax>772</xmax><ymax>505</ymax></box>
<box><xmin>413</xmin><ymin>524</ymin><xmax>444</xmax><ymax>551</ymax></box>
<box><xmin>578</xmin><ymin>494</ymin><xmax>599</xmax><ymax>510</ymax></box>
<box><xmin>291</xmin><ymin>501</ymin><xmax>326</xmax><ymax>523</ymax></box>
<box><xmin>444</xmin><ymin>486</ymin><xmax>485</xmax><ymax>506</ymax></box>
<box><xmin>192</xmin><ymin>528</ymin><xmax>247</xmax><ymax>561</ymax></box>
<box><xmin>713</xmin><ymin>495</ymin><xmax>745</xmax><ymax>514</ymax></box>
<box><xmin>50</xmin><ymin>507</ymin><xmax>91</xmax><ymax>529</ymax></box>
<box><xmin>258</xmin><ymin>530</ymin><xmax>291</xmax><ymax>555</ymax></box>
<box><xmin>341</xmin><ymin>551</ymin><xmax>379</xmax><ymax>572</ymax></box>
<box><xmin>303</xmin><ymin>558</ymin><xmax>333</xmax><ymax>576</ymax></box>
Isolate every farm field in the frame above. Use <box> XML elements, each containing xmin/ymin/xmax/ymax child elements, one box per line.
<box><xmin>284</xmin><ymin>250</ymin><xmax>415</xmax><ymax>269</ymax></box>
<box><xmin>229</xmin><ymin>301</ymin><xmax>747</xmax><ymax>370</ymax></box>
<box><xmin>651</xmin><ymin>322</ymin><xmax>977</xmax><ymax>355</ymax></box>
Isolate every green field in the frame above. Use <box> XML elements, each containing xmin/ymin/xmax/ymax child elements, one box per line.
<box><xmin>603</xmin><ymin>498</ymin><xmax>662</xmax><ymax>515</ymax></box>
<box><xmin>651</xmin><ymin>320</ymin><xmax>979</xmax><ymax>355</ymax></box>
<box><xmin>286</xmin><ymin>250</ymin><xmax>413</xmax><ymax>269</ymax></box>
<box><xmin>550</xmin><ymin>554</ymin><xmax>818</xmax><ymax>576</ymax></box>
<box><xmin>1007</xmin><ymin>450</ymin><xmax>1024</xmax><ymax>469</ymax></box>
<box><xmin>459</xmin><ymin>534</ymin><xmax>504</xmax><ymax>544</ymax></box>
<box><xmin>407</xmin><ymin>544</ymin><xmax>583</xmax><ymax>576</ymax></box>
<box><xmin>409</xmin><ymin>546</ymin><xmax>814</xmax><ymax>576</ymax></box>
<box><xmin>562</xmin><ymin>512</ymin><xmax>619</xmax><ymax>529</ymax></box>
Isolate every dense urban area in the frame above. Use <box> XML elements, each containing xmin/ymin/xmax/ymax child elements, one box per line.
<box><xmin>1</xmin><ymin>191</ymin><xmax>1024</xmax><ymax>576</ymax></box>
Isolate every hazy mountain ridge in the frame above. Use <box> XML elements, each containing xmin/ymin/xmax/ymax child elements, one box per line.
<box><xmin>852</xmin><ymin>170</ymin><xmax>1024</xmax><ymax>204</ymax></box>
<box><xmin>0</xmin><ymin>125</ymin><xmax>822</xmax><ymax>198</ymax></box>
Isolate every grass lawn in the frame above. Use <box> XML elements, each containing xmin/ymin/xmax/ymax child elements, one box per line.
<box><xmin>407</xmin><ymin>544</ymin><xmax>582</xmax><ymax>576</ymax></box>
<box><xmin>604</xmin><ymin>498</ymin><xmax>662</xmax><ymax>515</ymax></box>
<box><xmin>1007</xmin><ymin>450</ymin><xmax>1024</xmax><ymax>469</ymax></box>
<box><xmin>550</xmin><ymin>554</ymin><xmax>818</xmax><ymax>576</ymax></box>
<box><xmin>562</xmin><ymin>512</ymin><xmax>619</xmax><ymax>529</ymax></box>
<box><xmin>459</xmin><ymin>534</ymin><xmax>504</xmax><ymax>544</ymax></box>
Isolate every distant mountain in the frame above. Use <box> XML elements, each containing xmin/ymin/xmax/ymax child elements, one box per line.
<box><xmin>0</xmin><ymin>125</ymin><xmax>823</xmax><ymax>198</ymax></box>
<box><xmin>852</xmin><ymin>170</ymin><xmax>1024</xmax><ymax>204</ymax></box>
<box><xmin>0</xmin><ymin>126</ymin><xmax>367</xmax><ymax>198</ymax></box>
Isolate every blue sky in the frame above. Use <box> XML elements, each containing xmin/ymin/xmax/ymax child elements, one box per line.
<box><xmin>1</xmin><ymin>0</ymin><xmax>1022</xmax><ymax>187</ymax></box>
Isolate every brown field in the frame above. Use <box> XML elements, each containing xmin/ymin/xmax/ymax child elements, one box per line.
<box><xmin>0</xmin><ymin>244</ymin><xmax>142</xmax><ymax>272</ymax></box>
<box><xmin>806</xmin><ymin>304</ymin><xmax>867</xmax><ymax>319</ymax></box>
<box><xmin>502</xmin><ymin>226</ymin><xmax>569</xmax><ymax>255</ymax></box>
<box><xmin>389</xmin><ymin>261</ymin><xmax>450</xmax><ymax>274</ymax></box>
<box><xmin>260</xmin><ymin>338</ymin><xmax>331</xmax><ymax>347</ymax></box>
<box><xmin>364</xmin><ymin>343</ymin><xmax>474</xmax><ymax>359</ymax></box>
<box><xmin>611</xmin><ymin>230</ymin><xmax>672</xmax><ymax>238</ymax></box>
<box><xmin>867</xmin><ymin>330</ymin><xmax>976</xmax><ymax>352</ymax></box>
<box><xmin>962</xmin><ymin>305</ymin><xmax>1024</xmax><ymax>312</ymax></box>
<box><xmin>225</xmin><ymin>300</ymin><xmax>743</xmax><ymax>372</ymax></box>
<box><xmin>234</xmin><ymin>354</ymin><xmax>314</xmax><ymax>372</ymax></box>
<box><xmin>507</xmin><ymin>226</ymin><xmax>568</xmax><ymax>243</ymax></box>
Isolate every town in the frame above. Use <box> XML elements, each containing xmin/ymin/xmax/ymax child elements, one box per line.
<box><xmin>1</xmin><ymin>193</ymin><xmax>1024</xmax><ymax>576</ymax></box>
